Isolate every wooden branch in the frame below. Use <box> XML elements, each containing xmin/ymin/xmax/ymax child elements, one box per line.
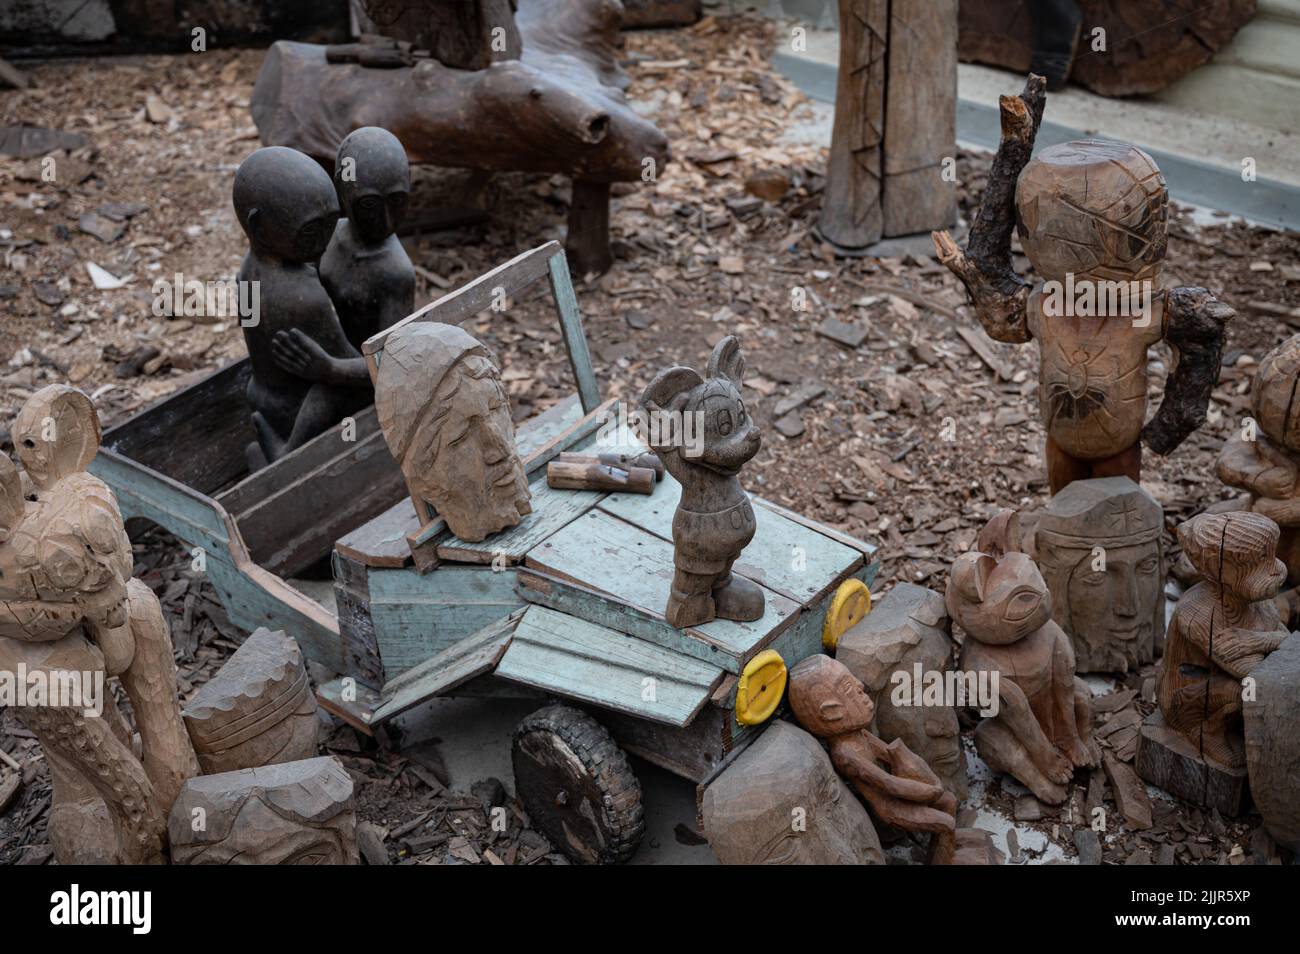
<box><xmin>1143</xmin><ymin>286</ymin><xmax>1234</xmax><ymax>456</ymax></box>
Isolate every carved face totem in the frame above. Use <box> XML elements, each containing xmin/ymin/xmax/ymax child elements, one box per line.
<box><xmin>701</xmin><ymin>721</ymin><xmax>883</xmax><ymax>865</ymax></box>
<box><xmin>375</xmin><ymin>323</ymin><xmax>531</xmax><ymax>543</ymax></box>
<box><xmin>1033</xmin><ymin>476</ymin><xmax>1163</xmax><ymax>672</ymax></box>
<box><xmin>1016</xmin><ymin>140</ymin><xmax>1168</xmax><ymax>286</ymax></box>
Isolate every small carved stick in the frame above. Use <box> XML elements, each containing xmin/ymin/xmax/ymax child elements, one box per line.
<box><xmin>1143</xmin><ymin>286</ymin><xmax>1233</xmax><ymax>455</ymax></box>
<box><xmin>932</xmin><ymin>74</ymin><xmax>1047</xmax><ymax>343</ymax></box>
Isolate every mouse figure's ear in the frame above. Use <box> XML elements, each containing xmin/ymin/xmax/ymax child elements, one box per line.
<box><xmin>0</xmin><ymin>455</ymin><xmax>24</xmax><ymax>540</ymax></box>
<box><xmin>707</xmin><ymin>335</ymin><xmax>745</xmax><ymax>386</ymax></box>
<box><xmin>12</xmin><ymin>385</ymin><xmax>100</xmax><ymax>491</ymax></box>
<box><xmin>640</xmin><ymin>366</ymin><xmax>703</xmax><ymax>415</ymax></box>
<box><xmin>950</xmin><ymin>551</ymin><xmax>996</xmax><ymax>605</ymax></box>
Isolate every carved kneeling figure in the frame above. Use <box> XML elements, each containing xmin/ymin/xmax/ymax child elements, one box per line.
<box><xmin>947</xmin><ymin>512</ymin><xmax>1098</xmax><ymax>805</ymax></box>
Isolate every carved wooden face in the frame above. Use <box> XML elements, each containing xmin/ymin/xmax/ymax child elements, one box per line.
<box><xmin>947</xmin><ymin>550</ymin><xmax>1052</xmax><ymax>646</ymax></box>
<box><xmin>701</xmin><ymin>722</ymin><xmax>882</xmax><ymax>865</ymax></box>
<box><xmin>234</xmin><ymin>146</ymin><xmax>339</xmax><ymax>264</ymax></box>
<box><xmin>788</xmin><ymin>655</ymin><xmax>875</xmax><ymax>735</ymax></box>
<box><xmin>404</xmin><ymin>355</ymin><xmax>530</xmax><ymax>542</ymax></box>
<box><xmin>1041</xmin><ymin>540</ymin><xmax>1160</xmax><ymax>657</ymax></box>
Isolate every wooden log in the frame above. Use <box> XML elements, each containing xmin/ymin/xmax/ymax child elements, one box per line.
<box><xmin>958</xmin><ymin>0</ymin><xmax>1257</xmax><ymax>97</ymax></box>
<box><xmin>881</xmin><ymin>0</ymin><xmax>957</xmax><ymax>237</ymax></box>
<box><xmin>620</xmin><ymin>0</ymin><xmax>702</xmax><ymax>28</ymax></box>
<box><xmin>358</xmin><ymin>0</ymin><xmax>523</xmax><ymax>70</ymax></box>
<box><xmin>1135</xmin><ymin>709</ymin><xmax>1248</xmax><ymax>816</ymax></box>
<box><xmin>819</xmin><ymin>0</ymin><xmax>888</xmax><ymax>249</ymax></box>
<box><xmin>546</xmin><ymin>460</ymin><xmax>655</xmax><ymax>494</ymax></box>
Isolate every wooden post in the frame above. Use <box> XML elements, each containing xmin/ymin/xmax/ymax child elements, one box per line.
<box><xmin>566</xmin><ymin>179</ymin><xmax>613</xmax><ymax>278</ymax></box>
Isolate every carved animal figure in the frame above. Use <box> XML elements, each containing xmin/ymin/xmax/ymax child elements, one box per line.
<box><xmin>640</xmin><ymin>336</ymin><xmax>763</xmax><ymax>628</ymax></box>
<box><xmin>933</xmin><ymin>76</ymin><xmax>1231</xmax><ymax>494</ymax></box>
<box><xmin>1159</xmin><ymin>511</ymin><xmax>1288</xmax><ymax>768</ymax></box>
<box><xmin>946</xmin><ymin>511</ymin><xmax>1098</xmax><ymax>805</ymax></box>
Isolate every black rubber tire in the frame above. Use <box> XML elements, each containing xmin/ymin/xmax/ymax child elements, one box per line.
<box><xmin>512</xmin><ymin>704</ymin><xmax>644</xmax><ymax>864</ymax></box>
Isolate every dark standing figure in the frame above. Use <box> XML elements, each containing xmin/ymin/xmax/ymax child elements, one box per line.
<box><xmin>233</xmin><ymin>146</ymin><xmax>368</xmax><ymax>464</ymax></box>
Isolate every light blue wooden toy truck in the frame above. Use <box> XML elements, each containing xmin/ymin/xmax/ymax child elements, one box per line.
<box><xmin>91</xmin><ymin>242</ymin><xmax>878</xmax><ymax>863</ymax></box>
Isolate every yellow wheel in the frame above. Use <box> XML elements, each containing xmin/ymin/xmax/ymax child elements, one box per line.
<box><xmin>822</xmin><ymin>578</ymin><xmax>871</xmax><ymax>651</ymax></box>
<box><xmin>735</xmin><ymin>650</ymin><xmax>787</xmax><ymax>726</ymax></box>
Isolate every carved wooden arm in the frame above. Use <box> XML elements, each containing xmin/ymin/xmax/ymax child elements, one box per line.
<box><xmin>1143</xmin><ymin>286</ymin><xmax>1233</xmax><ymax>455</ymax></box>
<box><xmin>932</xmin><ymin>74</ymin><xmax>1047</xmax><ymax>344</ymax></box>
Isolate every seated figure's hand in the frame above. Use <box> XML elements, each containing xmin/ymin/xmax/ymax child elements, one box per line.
<box><xmin>272</xmin><ymin>328</ymin><xmax>338</xmax><ymax>383</ymax></box>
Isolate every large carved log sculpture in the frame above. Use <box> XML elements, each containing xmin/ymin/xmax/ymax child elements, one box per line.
<box><xmin>701</xmin><ymin>720</ymin><xmax>885</xmax><ymax>865</ymax></box>
<box><xmin>0</xmin><ymin>385</ymin><xmax>199</xmax><ymax>864</ymax></box>
<box><xmin>958</xmin><ymin>0</ymin><xmax>1258</xmax><ymax>97</ymax></box>
<box><xmin>639</xmin><ymin>336</ymin><xmax>764</xmax><ymax>629</ymax></box>
<box><xmin>934</xmin><ymin>75</ymin><xmax>1232</xmax><ymax>494</ymax></box>
<box><xmin>947</xmin><ymin>512</ymin><xmax>1098</xmax><ymax>806</ymax></box>
<box><xmin>820</xmin><ymin>0</ymin><xmax>957</xmax><ymax>250</ymax></box>
<box><xmin>251</xmin><ymin>0</ymin><xmax>670</xmax><ymax>276</ymax></box>
<box><xmin>1244</xmin><ymin>633</ymin><xmax>1300</xmax><ymax>852</ymax></box>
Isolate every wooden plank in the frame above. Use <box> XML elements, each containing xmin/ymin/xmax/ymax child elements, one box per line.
<box><xmin>331</xmin><ymin>555</ymin><xmax>385</xmax><ymax>688</ymax></box>
<box><xmin>750</xmin><ymin>495</ymin><xmax>878</xmax><ymax>559</ymax></box>
<box><xmin>523</xmin><ymin>511</ymin><xmax>799</xmax><ymax>671</ymax></box>
<box><xmin>598</xmin><ymin>702</ymin><xmax>749</xmax><ymax>783</ymax></box>
<box><xmin>547</xmin><ymin>251</ymin><xmax>601</xmax><ymax>413</ymax></box>
<box><xmin>333</xmin><ymin>394</ymin><xmax>587</xmax><ymax>568</ymax></box>
<box><xmin>372</xmin><ymin>610</ymin><xmax>522</xmax><ymax>723</ymax></box>
<box><xmin>219</xmin><ymin>407</ymin><xmax>408</xmax><ymax>577</ymax></box>
<box><xmin>437</xmin><ymin>473</ymin><xmax>604</xmax><ymax>564</ymax></box>
<box><xmin>598</xmin><ymin>476</ymin><xmax>863</xmax><ymax>604</ymax></box>
<box><xmin>363</xmin><ymin>242</ymin><xmax>562</xmax><ymax>356</ymax></box>
<box><xmin>367</xmin><ymin>564</ymin><xmax>524</xmax><ymax>673</ymax></box>
<box><xmin>316</xmin><ymin>676</ymin><xmax>382</xmax><ymax>736</ymax></box>
<box><xmin>100</xmin><ymin>359</ymin><xmax>254</xmax><ymax>496</ymax></box>
<box><xmin>495</xmin><ymin>606</ymin><xmax>723</xmax><ymax>727</ymax></box>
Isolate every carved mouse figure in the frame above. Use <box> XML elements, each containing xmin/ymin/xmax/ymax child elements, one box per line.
<box><xmin>946</xmin><ymin>511</ymin><xmax>1098</xmax><ymax>805</ymax></box>
<box><xmin>640</xmin><ymin>336</ymin><xmax>763</xmax><ymax>629</ymax></box>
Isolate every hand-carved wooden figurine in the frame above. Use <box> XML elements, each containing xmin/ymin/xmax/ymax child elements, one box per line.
<box><xmin>315</xmin><ymin>126</ymin><xmax>415</xmax><ymax>359</ymax></box>
<box><xmin>0</xmin><ymin>385</ymin><xmax>198</xmax><ymax>864</ymax></box>
<box><xmin>235</xmin><ymin>146</ymin><xmax>370</xmax><ymax>464</ymax></box>
<box><xmin>1158</xmin><ymin>511</ymin><xmax>1288</xmax><ymax>769</ymax></box>
<box><xmin>947</xmin><ymin>511</ymin><xmax>1098</xmax><ymax>805</ymax></box>
<box><xmin>933</xmin><ymin>75</ymin><xmax>1232</xmax><ymax>494</ymax></box>
<box><xmin>375</xmin><ymin>322</ymin><xmax>531</xmax><ymax>542</ymax></box>
<box><xmin>640</xmin><ymin>337</ymin><xmax>764</xmax><ymax>628</ymax></box>
<box><xmin>789</xmin><ymin>655</ymin><xmax>996</xmax><ymax>865</ymax></box>
<box><xmin>1032</xmin><ymin>476</ymin><xmax>1164</xmax><ymax>673</ymax></box>
<box><xmin>1217</xmin><ymin>334</ymin><xmax>1300</xmax><ymax>623</ymax></box>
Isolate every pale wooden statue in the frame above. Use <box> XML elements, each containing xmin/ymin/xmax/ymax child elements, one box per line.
<box><xmin>835</xmin><ymin>582</ymin><xmax>968</xmax><ymax>801</ymax></box>
<box><xmin>183</xmin><ymin>628</ymin><xmax>319</xmax><ymax>775</ymax></box>
<box><xmin>701</xmin><ymin>720</ymin><xmax>885</xmax><ymax>865</ymax></box>
<box><xmin>788</xmin><ymin>654</ymin><xmax>997</xmax><ymax>865</ymax></box>
<box><xmin>640</xmin><ymin>336</ymin><xmax>764</xmax><ymax>629</ymax></box>
<box><xmin>375</xmin><ymin>322</ymin><xmax>531</xmax><ymax>543</ymax></box>
<box><xmin>1217</xmin><ymin>333</ymin><xmax>1300</xmax><ymax>622</ymax></box>
<box><xmin>1031</xmin><ymin>476</ymin><xmax>1164</xmax><ymax>673</ymax></box>
<box><xmin>168</xmin><ymin>757</ymin><xmax>358</xmax><ymax>865</ymax></box>
<box><xmin>0</xmin><ymin>385</ymin><xmax>198</xmax><ymax>864</ymax></box>
<box><xmin>933</xmin><ymin>76</ymin><xmax>1232</xmax><ymax>494</ymax></box>
<box><xmin>1157</xmin><ymin>512</ymin><xmax>1287</xmax><ymax>769</ymax></box>
<box><xmin>1244</xmin><ymin>633</ymin><xmax>1300</xmax><ymax>852</ymax></box>
<box><xmin>947</xmin><ymin>511</ymin><xmax>1098</xmax><ymax>805</ymax></box>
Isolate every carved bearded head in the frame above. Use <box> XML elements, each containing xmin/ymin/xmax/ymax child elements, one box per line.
<box><xmin>375</xmin><ymin>323</ymin><xmax>531</xmax><ymax>543</ymax></box>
